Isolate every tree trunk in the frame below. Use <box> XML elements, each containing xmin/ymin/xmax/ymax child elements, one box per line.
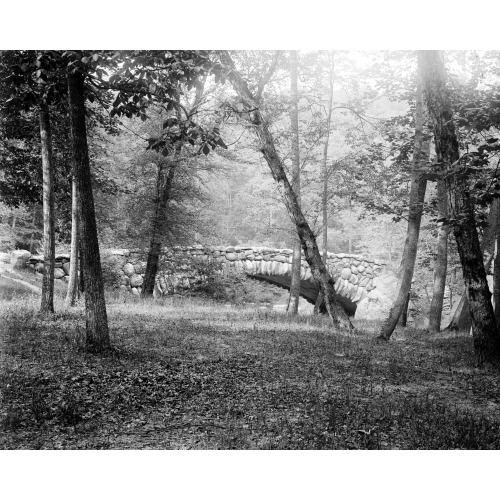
<box><xmin>67</xmin><ymin>69</ymin><xmax>110</xmax><ymax>353</ymax></box>
<box><xmin>287</xmin><ymin>50</ymin><xmax>301</xmax><ymax>315</ymax></box>
<box><xmin>141</xmin><ymin>157</ymin><xmax>178</xmax><ymax>297</ymax></box>
<box><xmin>79</xmin><ymin>240</ymin><xmax>85</xmax><ymax>294</ymax></box>
<box><xmin>39</xmin><ymin>101</ymin><xmax>55</xmax><ymax>315</ymax></box>
<box><xmin>421</xmin><ymin>50</ymin><xmax>500</xmax><ymax>364</ymax></box>
<box><xmin>428</xmin><ymin>179</ymin><xmax>449</xmax><ymax>332</ymax></box>
<box><xmin>219</xmin><ymin>50</ymin><xmax>353</xmax><ymax>331</ymax></box>
<box><xmin>142</xmin><ymin>89</ymin><xmax>186</xmax><ymax>298</ymax></box>
<box><xmin>445</xmin><ymin>197</ymin><xmax>500</xmax><ymax>332</ymax></box>
<box><xmin>314</xmin><ymin>52</ymin><xmax>335</xmax><ymax>316</ymax></box>
<box><xmin>494</xmin><ymin>232</ymin><xmax>500</xmax><ymax>331</ymax></box>
<box><xmin>65</xmin><ymin>175</ymin><xmax>80</xmax><ymax>307</ymax></box>
<box><xmin>378</xmin><ymin>75</ymin><xmax>429</xmax><ymax>340</ymax></box>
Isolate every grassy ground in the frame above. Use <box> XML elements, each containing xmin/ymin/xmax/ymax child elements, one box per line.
<box><xmin>1</xmin><ymin>292</ymin><xmax>500</xmax><ymax>450</ymax></box>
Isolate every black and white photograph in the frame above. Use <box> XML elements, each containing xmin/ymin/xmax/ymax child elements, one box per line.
<box><xmin>1</xmin><ymin>1</ymin><xmax>499</xmax><ymax>498</ymax></box>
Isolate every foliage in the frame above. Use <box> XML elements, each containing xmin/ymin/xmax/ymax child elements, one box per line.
<box><xmin>100</xmin><ymin>253</ymin><xmax>125</xmax><ymax>289</ymax></box>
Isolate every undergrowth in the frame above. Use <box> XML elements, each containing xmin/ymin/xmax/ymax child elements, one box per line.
<box><xmin>1</xmin><ymin>295</ymin><xmax>499</xmax><ymax>449</ymax></box>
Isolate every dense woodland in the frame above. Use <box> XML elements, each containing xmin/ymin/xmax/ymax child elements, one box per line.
<box><xmin>2</xmin><ymin>49</ymin><xmax>500</xmax><ymax>451</ymax></box>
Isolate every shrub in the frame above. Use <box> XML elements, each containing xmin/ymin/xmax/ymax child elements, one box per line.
<box><xmin>101</xmin><ymin>253</ymin><xmax>125</xmax><ymax>289</ymax></box>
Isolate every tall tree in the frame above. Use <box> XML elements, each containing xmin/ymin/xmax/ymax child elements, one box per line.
<box><xmin>218</xmin><ymin>50</ymin><xmax>353</xmax><ymax>331</ymax></box>
<box><xmin>287</xmin><ymin>50</ymin><xmax>301</xmax><ymax>314</ymax></box>
<box><xmin>428</xmin><ymin>178</ymin><xmax>449</xmax><ymax>332</ymax></box>
<box><xmin>67</xmin><ymin>68</ymin><xmax>110</xmax><ymax>353</ymax></box>
<box><xmin>314</xmin><ymin>51</ymin><xmax>335</xmax><ymax>314</ymax></box>
<box><xmin>141</xmin><ymin>82</ymin><xmax>210</xmax><ymax>297</ymax></box>
<box><xmin>39</xmin><ymin>100</ymin><xmax>55</xmax><ymax>314</ymax></box>
<box><xmin>421</xmin><ymin>50</ymin><xmax>500</xmax><ymax>364</ymax></box>
<box><xmin>379</xmin><ymin>65</ymin><xmax>430</xmax><ymax>340</ymax></box>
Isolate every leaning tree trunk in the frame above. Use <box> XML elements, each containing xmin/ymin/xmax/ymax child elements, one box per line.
<box><xmin>65</xmin><ymin>175</ymin><xmax>80</xmax><ymax>307</ymax></box>
<box><xmin>67</xmin><ymin>70</ymin><xmax>110</xmax><ymax>353</ymax></box>
<box><xmin>428</xmin><ymin>178</ymin><xmax>449</xmax><ymax>332</ymax></box>
<box><xmin>421</xmin><ymin>50</ymin><xmax>500</xmax><ymax>364</ymax></box>
<box><xmin>39</xmin><ymin>101</ymin><xmax>55</xmax><ymax>315</ymax></box>
<box><xmin>287</xmin><ymin>50</ymin><xmax>301</xmax><ymax>315</ymax></box>
<box><xmin>378</xmin><ymin>76</ymin><xmax>430</xmax><ymax>340</ymax></box>
<box><xmin>219</xmin><ymin>50</ymin><xmax>353</xmax><ymax>331</ymax></box>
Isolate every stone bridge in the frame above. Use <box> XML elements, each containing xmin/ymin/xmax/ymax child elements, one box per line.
<box><xmin>27</xmin><ymin>246</ymin><xmax>385</xmax><ymax>317</ymax></box>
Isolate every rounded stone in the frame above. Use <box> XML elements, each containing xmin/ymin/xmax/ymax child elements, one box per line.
<box><xmin>62</xmin><ymin>262</ymin><xmax>71</xmax><ymax>274</ymax></box>
<box><xmin>0</xmin><ymin>252</ymin><xmax>11</xmax><ymax>264</ymax></box>
<box><xmin>35</xmin><ymin>262</ymin><xmax>44</xmax><ymax>273</ymax></box>
<box><xmin>131</xmin><ymin>287</ymin><xmax>140</xmax><ymax>296</ymax></box>
<box><xmin>11</xmin><ymin>250</ymin><xmax>31</xmax><ymax>269</ymax></box>
<box><xmin>226</xmin><ymin>253</ymin><xmax>237</xmax><ymax>261</ymax></box>
<box><xmin>134</xmin><ymin>262</ymin><xmax>144</xmax><ymax>274</ymax></box>
<box><xmin>54</xmin><ymin>268</ymin><xmax>66</xmax><ymax>279</ymax></box>
<box><xmin>340</xmin><ymin>268</ymin><xmax>351</xmax><ymax>280</ymax></box>
<box><xmin>349</xmin><ymin>274</ymin><xmax>358</xmax><ymax>285</ymax></box>
<box><xmin>130</xmin><ymin>274</ymin><xmax>143</xmax><ymax>287</ymax></box>
<box><xmin>357</xmin><ymin>265</ymin><xmax>365</xmax><ymax>273</ymax></box>
<box><xmin>351</xmin><ymin>265</ymin><xmax>358</xmax><ymax>274</ymax></box>
<box><xmin>123</xmin><ymin>263</ymin><xmax>135</xmax><ymax>276</ymax></box>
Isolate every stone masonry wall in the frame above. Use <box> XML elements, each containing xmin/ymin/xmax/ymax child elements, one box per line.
<box><xmin>26</xmin><ymin>246</ymin><xmax>385</xmax><ymax>305</ymax></box>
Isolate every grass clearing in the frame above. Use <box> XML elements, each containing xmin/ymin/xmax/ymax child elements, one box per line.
<box><xmin>1</xmin><ymin>293</ymin><xmax>500</xmax><ymax>449</ymax></box>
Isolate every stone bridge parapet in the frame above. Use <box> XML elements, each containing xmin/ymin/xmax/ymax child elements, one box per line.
<box><xmin>26</xmin><ymin>245</ymin><xmax>385</xmax><ymax>316</ymax></box>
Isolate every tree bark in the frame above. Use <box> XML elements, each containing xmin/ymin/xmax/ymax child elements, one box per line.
<box><xmin>428</xmin><ymin>179</ymin><xmax>449</xmax><ymax>332</ymax></box>
<box><xmin>287</xmin><ymin>50</ymin><xmax>301</xmax><ymax>315</ymax></box>
<box><xmin>67</xmin><ymin>69</ymin><xmax>110</xmax><ymax>353</ymax></box>
<box><xmin>65</xmin><ymin>175</ymin><xmax>80</xmax><ymax>307</ymax></box>
<box><xmin>494</xmin><ymin>228</ymin><xmax>500</xmax><ymax>331</ymax></box>
<box><xmin>378</xmin><ymin>74</ymin><xmax>430</xmax><ymax>340</ymax></box>
<box><xmin>219</xmin><ymin>50</ymin><xmax>353</xmax><ymax>331</ymax></box>
<box><xmin>445</xmin><ymin>197</ymin><xmax>500</xmax><ymax>332</ymax></box>
<box><xmin>421</xmin><ymin>50</ymin><xmax>500</xmax><ymax>364</ymax></box>
<box><xmin>141</xmin><ymin>156</ymin><xmax>178</xmax><ymax>297</ymax></box>
<box><xmin>39</xmin><ymin>101</ymin><xmax>55</xmax><ymax>315</ymax></box>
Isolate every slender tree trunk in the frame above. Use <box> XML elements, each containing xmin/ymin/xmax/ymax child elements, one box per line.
<box><xmin>219</xmin><ymin>50</ymin><xmax>353</xmax><ymax>331</ymax></box>
<box><xmin>428</xmin><ymin>179</ymin><xmax>449</xmax><ymax>332</ymax></box>
<box><xmin>379</xmin><ymin>75</ymin><xmax>430</xmax><ymax>340</ymax></box>
<box><xmin>287</xmin><ymin>50</ymin><xmax>301</xmax><ymax>314</ymax></box>
<box><xmin>314</xmin><ymin>53</ymin><xmax>335</xmax><ymax>315</ymax></box>
<box><xmin>65</xmin><ymin>175</ymin><xmax>80</xmax><ymax>307</ymax></box>
<box><xmin>39</xmin><ymin>101</ymin><xmax>55</xmax><ymax>315</ymax></box>
<box><xmin>142</xmin><ymin>88</ymin><xmax>188</xmax><ymax>298</ymax></box>
<box><xmin>421</xmin><ymin>50</ymin><xmax>500</xmax><ymax>364</ymax></box>
<box><xmin>141</xmin><ymin>156</ymin><xmax>178</xmax><ymax>297</ymax></box>
<box><xmin>67</xmin><ymin>70</ymin><xmax>110</xmax><ymax>353</ymax></box>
